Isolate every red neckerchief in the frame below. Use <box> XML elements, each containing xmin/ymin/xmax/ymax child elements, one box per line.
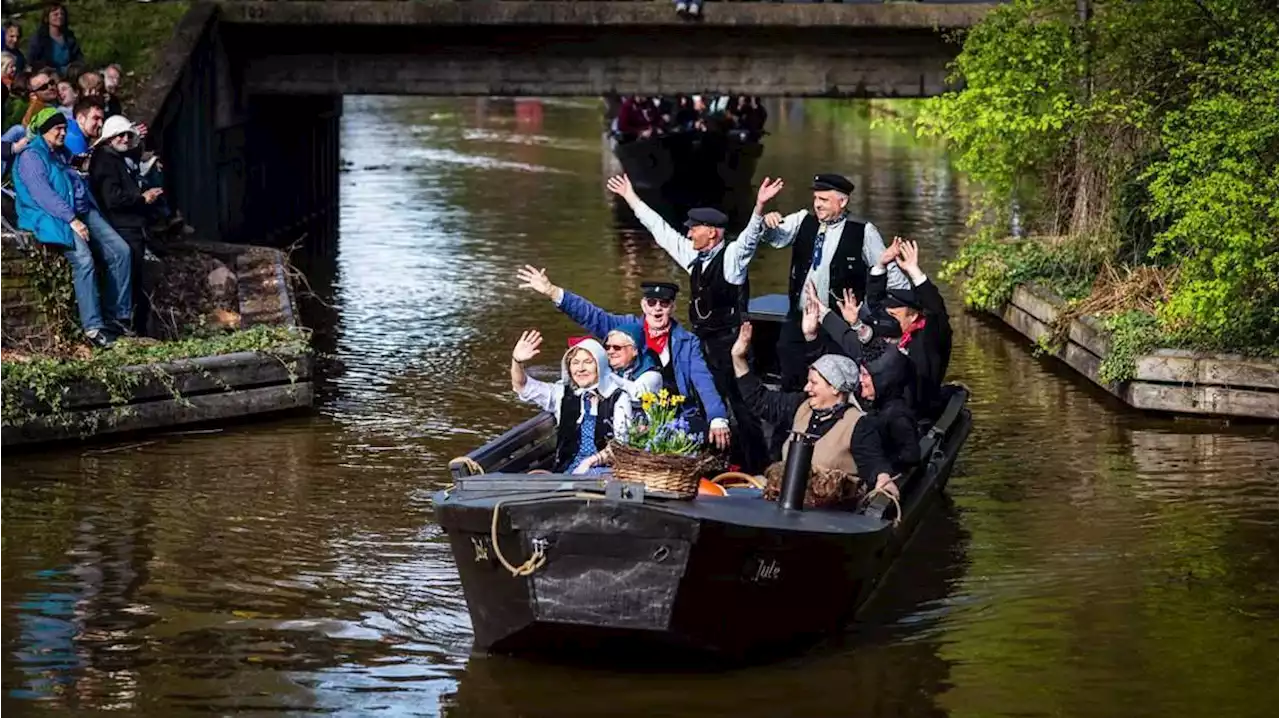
<box><xmin>899</xmin><ymin>316</ymin><xmax>928</xmax><ymax>350</ymax></box>
<box><xmin>644</xmin><ymin>320</ymin><xmax>670</xmax><ymax>357</ymax></box>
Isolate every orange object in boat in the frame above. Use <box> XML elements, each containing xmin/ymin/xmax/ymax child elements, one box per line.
<box><xmin>697</xmin><ymin>479</ymin><xmax>728</xmax><ymax>497</ymax></box>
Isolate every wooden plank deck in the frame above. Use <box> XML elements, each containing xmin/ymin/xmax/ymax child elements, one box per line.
<box><xmin>995</xmin><ymin>285</ymin><xmax>1277</xmax><ymax>420</ymax></box>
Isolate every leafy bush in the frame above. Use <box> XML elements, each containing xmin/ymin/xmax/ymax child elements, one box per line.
<box><xmin>921</xmin><ymin>0</ymin><xmax>1277</xmax><ymax>356</ymax></box>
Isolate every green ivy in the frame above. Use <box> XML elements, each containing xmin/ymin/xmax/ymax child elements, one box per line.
<box><xmin>1096</xmin><ymin>311</ymin><xmax>1162</xmax><ymax>385</ymax></box>
<box><xmin>2</xmin><ymin>325</ymin><xmax>309</xmax><ymax>429</ymax></box>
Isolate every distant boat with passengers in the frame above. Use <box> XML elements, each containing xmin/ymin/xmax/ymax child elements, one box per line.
<box><xmin>605</xmin><ymin>94</ymin><xmax>766</xmax><ymax>230</ymax></box>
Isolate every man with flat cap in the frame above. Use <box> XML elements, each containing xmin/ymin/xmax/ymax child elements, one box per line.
<box><xmin>865</xmin><ymin>237</ymin><xmax>952</xmax><ymax>417</ymax></box>
<box><xmin>517</xmin><ymin>265</ymin><xmax>732</xmax><ymax>451</ymax></box>
<box><xmin>607</xmin><ymin>172</ymin><xmax>771</xmax><ymax>470</ymax></box>
<box><xmin>743</xmin><ymin>172</ymin><xmax>910</xmax><ymax>390</ymax></box>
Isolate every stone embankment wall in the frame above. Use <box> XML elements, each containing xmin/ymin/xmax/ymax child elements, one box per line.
<box><xmin>1</xmin><ymin>235</ymin><xmax>49</xmax><ymax>349</ymax></box>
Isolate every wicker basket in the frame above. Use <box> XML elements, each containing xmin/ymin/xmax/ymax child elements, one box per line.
<box><xmin>607</xmin><ymin>440</ymin><xmax>713</xmax><ymax>500</ymax></box>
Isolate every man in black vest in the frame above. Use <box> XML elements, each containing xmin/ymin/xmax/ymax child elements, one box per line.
<box><xmin>745</xmin><ymin>172</ymin><xmax>911</xmax><ymax>390</ymax></box>
<box><xmin>607</xmin><ymin>172</ymin><xmax>775</xmax><ymax>471</ymax></box>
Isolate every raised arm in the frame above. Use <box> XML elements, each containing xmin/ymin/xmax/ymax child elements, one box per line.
<box><xmin>720</xmin><ymin>177</ymin><xmax>785</xmax><ymax>284</ymax></box>
<box><xmin>511</xmin><ymin>329</ymin><xmax>558</xmax><ymax>413</ymax></box>
<box><xmin>863</xmin><ymin>223</ymin><xmax>911</xmax><ymax>290</ymax></box>
<box><xmin>517</xmin><ymin>265</ymin><xmax>633</xmax><ymax>338</ymax></box>
<box><xmin>732</xmin><ymin>323</ymin><xmax>806</xmax><ymax>426</ymax></box>
<box><xmin>607</xmin><ymin>174</ymin><xmax>698</xmax><ymax>271</ymax></box>
<box><xmin>896</xmin><ymin>239</ymin><xmax>948</xmax><ymax>318</ymax></box>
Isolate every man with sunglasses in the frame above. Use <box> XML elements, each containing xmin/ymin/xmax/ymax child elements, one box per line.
<box><xmin>744</xmin><ymin>172</ymin><xmax>910</xmax><ymax>390</ymax></box>
<box><xmin>21</xmin><ymin>70</ymin><xmax>59</xmax><ymax>128</ymax></box>
<box><xmin>517</xmin><ymin>265</ymin><xmax>731</xmax><ymax>452</ymax></box>
<box><xmin>607</xmin><ymin>172</ymin><xmax>775</xmax><ymax>471</ymax></box>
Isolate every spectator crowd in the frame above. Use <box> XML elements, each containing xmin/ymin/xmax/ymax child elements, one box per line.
<box><xmin>2</xmin><ymin>3</ymin><xmax>189</xmax><ymax>349</ymax></box>
<box><xmin>611</xmin><ymin>94</ymin><xmax>768</xmax><ymax>142</ymax></box>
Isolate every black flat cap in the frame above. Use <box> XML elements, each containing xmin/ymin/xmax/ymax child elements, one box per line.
<box><xmin>683</xmin><ymin>207</ymin><xmax>728</xmax><ymax>229</ymax></box>
<box><xmin>812</xmin><ymin>173</ymin><xmax>854</xmax><ymax>194</ymax></box>
<box><xmin>641</xmin><ymin>281</ymin><xmax>680</xmax><ymax>301</ymax></box>
<box><xmin>883</xmin><ymin>287</ymin><xmax>921</xmax><ymax>310</ymax></box>
<box><xmin>865</xmin><ymin>305</ymin><xmax>904</xmax><ymax>340</ymax></box>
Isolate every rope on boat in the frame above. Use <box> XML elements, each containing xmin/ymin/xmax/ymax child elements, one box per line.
<box><xmin>487</xmin><ymin>492</ymin><xmax>602</xmax><ymax>578</ymax></box>
<box><xmin>862</xmin><ymin>474</ymin><xmax>903</xmax><ymax>527</ymax></box>
<box><xmin>710</xmin><ymin>471</ymin><xmax>766</xmax><ymax>489</ymax></box>
<box><xmin>449</xmin><ymin>456</ymin><xmax>485</xmax><ymax>476</ymax></box>
<box><xmin>491</xmin><ymin>498</ymin><xmax>548</xmax><ymax>576</ymax></box>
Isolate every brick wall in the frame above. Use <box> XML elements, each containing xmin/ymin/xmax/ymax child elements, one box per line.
<box><xmin>1</xmin><ymin>231</ymin><xmax>61</xmax><ymax>349</ymax></box>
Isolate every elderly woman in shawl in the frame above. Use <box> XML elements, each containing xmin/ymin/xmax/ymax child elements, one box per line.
<box><xmin>601</xmin><ymin>320</ymin><xmax>663</xmax><ymax>399</ymax></box>
<box><xmin>510</xmin><ymin>330</ymin><xmax>633</xmax><ymax>475</ymax></box>
<box><xmin>729</xmin><ymin>317</ymin><xmax>917</xmax><ymax>508</ymax></box>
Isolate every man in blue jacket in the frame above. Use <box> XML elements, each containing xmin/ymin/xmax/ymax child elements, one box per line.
<box><xmin>517</xmin><ymin>265</ymin><xmax>731</xmax><ymax>451</ymax></box>
<box><xmin>13</xmin><ymin>107</ymin><xmax>133</xmax><ymax>347</ymax></box>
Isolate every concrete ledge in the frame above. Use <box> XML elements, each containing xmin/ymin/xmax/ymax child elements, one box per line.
<box><xmin>218</xmin><ymin>0</ymin><xmax>997</xmax><ymax>29</ymax></box>
<box><xmin>995</xmin><ymin>284</ymin><xmax>1277</xmax><ymax>420</ymax></box>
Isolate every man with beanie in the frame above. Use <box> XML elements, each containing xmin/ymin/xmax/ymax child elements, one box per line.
<box><xmin>14</xmin><ymin>107</ymin><xmax>133</xmax><ymax>347</ymax></box>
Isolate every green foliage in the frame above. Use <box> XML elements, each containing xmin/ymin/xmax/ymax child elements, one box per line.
<box><xmin>940</xmin><ymin>231</ymin><xmax>1102</xmax><ymax>312</ymax></box>
<box><xmin>915</xmin><ymin>0</ymin><xmax>1084</xmax><ymax>218</ymax></box>
<box><xmin>1</xmin><ymin>325</ymin><xmax>309</xmax><ymax>428</ymax></box>
<box><xmin>920</xmin><ymin>0</ymin><xmax>1277</xmax><ymax>355</ymax></box>
<box><xmin>1140</xmin><ymin>4</ymin><xmax>1279</xmax><ymax>350</ymax></box>
<box><xmin>1096</xmin><ymin>311</ymin><xmax>1161</xmax><ymax>384</ymax></box>
<box><xmin>15</xmin><ymin>0</ymin><xmax>190</xmax><ymax>77</ymax></box>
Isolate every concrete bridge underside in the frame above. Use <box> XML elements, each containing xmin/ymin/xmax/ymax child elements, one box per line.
<box><xmin>139</xmin><ymin>2</ymin><xmax>995</xmax><ymax>247</ymax></box>
<box><xmin>218</xmin><ymin>1</ymin><xmax>993</xmax><ymax>98</ymax></box>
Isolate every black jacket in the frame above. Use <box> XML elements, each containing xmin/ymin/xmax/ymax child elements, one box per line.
<box><xmin>26</xmin><ymin>27</ymin><xmax>82</xmax><ymax>71</ymax></box>
<box><xmin>89</xmin><ymin>146</ymin><xmax>149</xmax><ymax>229</ymax></box>
<box><xmin>849</xmin><ymin>349</ymin><xmax>919</xmax><ymax>487</ymax></box>
<box><xmin>866</xmin><ymin>271</ymin><xmax>952</xmax><ymax>417</ymax></box>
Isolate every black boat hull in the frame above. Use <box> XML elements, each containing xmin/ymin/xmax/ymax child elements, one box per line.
<box><xmin>434</xmin><ymin>394</ymin><xmax>970</xmax><ymax>662</ymax></box>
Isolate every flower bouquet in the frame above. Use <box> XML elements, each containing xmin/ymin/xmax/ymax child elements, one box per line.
<box><xmin>608</xmin><ymin>390</ymin><xmax>714</xmax><ymax>499</ymax></box>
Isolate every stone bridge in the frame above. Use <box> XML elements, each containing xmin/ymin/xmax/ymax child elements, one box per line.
<box><xmin>134</xmin><ymin>1</ymin><xmax>997</xmax><ymax>250</ymax></box>
<box><xmin>216</xmin><ymin>0</ymin><xmax>996</xmax><ymax>98</ymax></box>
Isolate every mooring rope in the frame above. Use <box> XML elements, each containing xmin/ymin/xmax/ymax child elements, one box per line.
<box><xmin>448</xmin><ymin>456</ymin><xmax>485</xmax><ymax>476</ymax></box>
<box><xmin>486</xmin><ymin>492</ymin><xmax>602</xmax><ymax>578</ymax></box>
<box><xmin>862</xmin><ymin>474</ymin><xmax>903</xmax><ymax>527</ymax></box>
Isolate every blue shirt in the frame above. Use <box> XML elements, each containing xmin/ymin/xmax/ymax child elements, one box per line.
<box><xmin>49</xmin><ymin>39</ymin><xmax>70</xmax><ymax>72</ymax></box>
<box><xmin>64</xmin><ymin>120</ymin><xmax>88</xmax><ymax>156</ymax></box>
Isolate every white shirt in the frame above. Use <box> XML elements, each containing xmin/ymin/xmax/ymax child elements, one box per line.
<box><xmin>741</xmin><ymin>210</ymin><xmax>910</xmax><ymax>303</ymax></box>
<box><xmin>516</xmin><ymin>378</ymin><xmax>633</xmax><ymax>474</ymax></box>
<box><xmin>628</xmin><ymin>196</ymin><xmax>759</xmax><ymax>285</ymax></box>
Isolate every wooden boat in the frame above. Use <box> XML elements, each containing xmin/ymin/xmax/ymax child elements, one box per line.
<box><xmin>433</xmin><ymin>295</ymin><xmax>972</xmax><ymax>663</ymax></box>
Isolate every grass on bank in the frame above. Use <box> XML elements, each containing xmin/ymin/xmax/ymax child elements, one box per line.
<box><xmin>8</xmin><ymin>0</ymin><xmax>191</xmax><ymax>79</ymax></box>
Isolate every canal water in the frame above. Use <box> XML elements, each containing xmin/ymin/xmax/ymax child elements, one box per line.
<box><xmin>3</xmin><ymin>97</ymin><xmax>1276</xmax><ymax>716</ymax></box>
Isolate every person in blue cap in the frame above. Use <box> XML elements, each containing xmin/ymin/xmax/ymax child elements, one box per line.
<box><xmin>606</xmin><ymin>172</ymin><xmax>769</xmax><ymax>471</ymax></box>
<box><xmin>516</xmin><ymin>264</ymin><xmax>732</xmax><ymax>452</ymax></box>
<box><xmin>741</xmin><ymin>172</ymin><xmax>910</xmax><ymax>391</ymax></box>
<box><xmin>602</xmin><ymin>320</ymin><xmax>664</xmax><ymax>399</ymax></box>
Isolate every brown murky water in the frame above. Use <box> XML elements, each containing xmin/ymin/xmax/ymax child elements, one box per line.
<box><xmin>3</xmin><ymin>97</ymin><xmax>1276</xmax><ymax>717</ymax></box>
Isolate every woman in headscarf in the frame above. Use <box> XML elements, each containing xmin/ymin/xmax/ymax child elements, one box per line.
<box><xmin>601</xmin><ymin>320</ymin><xmax>663</xmax><ymax>399</ymax></box>
<box><xmin>510</xmin><ymin>330</ymin><xmax>633</xmax><ymax>475</ymax></box>
<box><xmin>730</xmin><ymin>321</ymin><xmax>916</xmax><ymax>507</ymax></box>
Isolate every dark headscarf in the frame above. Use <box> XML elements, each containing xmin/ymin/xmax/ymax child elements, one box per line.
<box><xmin>862</xmin><ymin>348</ymin><xmax>911</xmax><ymax>410</ymax></box>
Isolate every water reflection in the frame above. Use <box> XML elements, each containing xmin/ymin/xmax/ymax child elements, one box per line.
<box><xmin>2</xmin><ymin>97</ymin><xmax>1275</xmax><ymax>716</ymax></box>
